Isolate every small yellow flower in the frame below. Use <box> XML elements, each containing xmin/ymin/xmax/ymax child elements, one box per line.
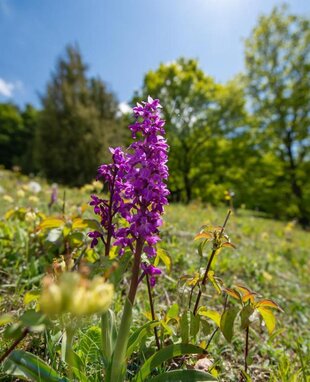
<box><xmin>17</xmin><ymin>189</ymin><xmax>25</xmax><ymax>198</ymax></box>
<box><xmin>3</xmin><ymin>195</ymin><xmax>14</xmax><ymax>203</ymax></box>
<box><xmin>28</xmin><ymin>195</ymin><xmax>39</xmax><ymax>204</ymax></box>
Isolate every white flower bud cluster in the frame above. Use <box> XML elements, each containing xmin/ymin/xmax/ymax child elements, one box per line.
<box><xmin>40</xmin><ymin>272</ymin><xmax>114</xmax><ymax>317</ymax></box>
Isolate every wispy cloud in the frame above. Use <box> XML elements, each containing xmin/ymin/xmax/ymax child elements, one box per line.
<box><xmin>0</xmin><ymin>78</ymin><xmax>23</xmax><ymax>98</ymax></box>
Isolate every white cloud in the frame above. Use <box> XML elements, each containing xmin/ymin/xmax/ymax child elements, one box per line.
<box><xmin>0</xmin><ymin>78</ymin><xmax>23</xmax><ymax>98</ymax></box>
<box><xmin>118</xmin><ymin>102</ymin><xmax>131</xmax><ymax>115</ymax></box>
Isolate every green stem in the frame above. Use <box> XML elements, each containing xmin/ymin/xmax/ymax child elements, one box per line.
<box><xmin>193</xmin><ymin>210</ymin><xmax>231</xmax><ymax>316</ymax></box>
<box><xmin>109</xmin><ymin>298</ymin><xmax>133</xmax><ymax>382</ymax></box>
<box><xmin>109</xmin><ymin>238</ymin><xmax>144</xmax><ymax>382</ymax></box>
<box><xmin>65</xmin><ymin>328</ymin><xmax>74</xmax><ymax>382</ymax></box>
<box><xmin>101</xmin><ymin>310</ymin><xmax>114</xmax><ymax>363</ymax></box>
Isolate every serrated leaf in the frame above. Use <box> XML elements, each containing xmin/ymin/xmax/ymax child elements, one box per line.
<box><xmin>220</xmin><ymin>307</ymin><xmax>239</xmax><ymax>342</ymax></box>
<box><xmin>257</xmin><ymin>307</ymin><xmax>276</xmax><ymax>334</ymax></box>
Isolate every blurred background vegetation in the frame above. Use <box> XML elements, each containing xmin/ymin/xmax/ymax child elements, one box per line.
<box><xmin>0</xmin><ymin>6</ymin><xmax>309</xmax><ymax>226</ymax></box>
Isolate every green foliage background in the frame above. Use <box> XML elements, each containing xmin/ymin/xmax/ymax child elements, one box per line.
<box><xmin>0</xmin><ymin>6</ymin><xmax>309</xmax><ymax>225</ymax></box>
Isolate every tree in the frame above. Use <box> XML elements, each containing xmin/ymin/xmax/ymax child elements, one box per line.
<box><xmin>36</xmin><ymin>45</ymin><xmax>121</xmax><ymax>186</ymax></box>
<box><xmin>0</xmin><ymin>103</ymin><xmax>24</xmax><ymax>169</ymax></box>
<box><xmin>245</xmin><ymin>6</ymin><xmax>310</xmax><ymax>225</ymax></box>
<box><xmin>20</xmin><ymin>104</ymin><xmax>39</xmax><ymax>173</ymax></box>
<box><xmin>135</xmin><ymin>58</ymin><xmax>248</xmax><ymax>204</ymax></box>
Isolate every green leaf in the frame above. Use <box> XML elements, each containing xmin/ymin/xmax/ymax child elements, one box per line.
<box><xmin>0</xmin><ymin>313</ymin><xmax>14</xmax><ymax>326</ymax></box>
<box><xmin>20</xmin><ymin>310</ymin><xmax>46</xmax><ymax>328</ymax></box>
<box><xmin>148</xmin><ymin>369</ymin><xmax>217</xmax><ymax>381</ymax></box>
<box><xmin>39</xmin><ymin>217</ymin><xmax>64</xmax><ymax>230</ymax></box>
<box><xmin>126</xmin><ymin>320</ymin><xmax>159</xmax><ymax>358</ymax></box>
<box><xmin>154</xmin><ymin>248</ymin><xmax>172</xmax><ymax>273</ymax></box>
<box><xmin>257</xmin><ymin>307</ymin><xmax>276</xmax><ymax>334</ymax></box>
<box><xmin>133</xmin><ymin>343</ymin><xmax>207</xmax><ymax>382</ymax></box>
<box><xmin>190</xmin><ymin>312</ymin><xmax>200</xmax><ymax>338</ymax></box>
<box><xmin>167</xmin><ymin>303</ymin><xmax>179</xmax><ymax>320</ymax></box>
<box><xmin>201</xmin><ymin>319</ymin><xmax>211</xmax><ymax>336</ymax></box>
<box><xmin>78</xmin><ymin>326</ymin><xmax>102</xmax><ymax>367</ymax></box>
<box><xmin>220</xmin><ymin>307</ymin><xmax>239</xmax><ymax>342</ymax></box>
<box><xmin>207</xmin><ymin>271</ymin><xmax>222</xmax><ymax>294</ymax></box>
<box><xmin>24</xmin><ymin>291</ymin><xmax>40</xmax><ymax>305</ymax></box>
<box><xmin>3</xmin><ymin>350</ymin><xmax>68</xmax><ymax>382</ymax></box>
<box><xmin>197</xmin><ymin>308</ymin><xmax>221</xmax><ymax>327</ymax></box>
<box><xmin>180</xmin><ymin>311</ymin><xmax>189</xmax><ymax>343</ymax></box>
<box><xmin>240</xmin><ymin>305</ymin><xmax>254</xmax><ymax>330</ymax></box>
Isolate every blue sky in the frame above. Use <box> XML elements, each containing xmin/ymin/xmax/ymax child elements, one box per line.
<box><xmin>0</xmin><ymin>0</ymin><xmax>309</xmax><ymax>108</ymax></box>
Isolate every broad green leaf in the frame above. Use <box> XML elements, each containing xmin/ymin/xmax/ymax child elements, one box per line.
<box><xmin>20</xmin><ymin>310</ymin><xmax>46</xmax><ymax>330</ymax></box>
<box><xmin>154</xmin><ymin>248</ymin><xmax>171</xmax><ymax>273</ymax></box>
<box><xmin>190</xmin><ymin>312</ymin><xmax>200</xmax><ymax>338</ymax></box>
<box><xmin>72</xmin><ymin>217</ymin><xmax>88</xmax><ymax>229</ymax></box>
<box><xmin>160</xmin><ymin>320</ymin><xmax>173</xmax><ymax>336</ymax></box>
<box><xmin>82</xmin><ymin>218</ymin><xmax>104</xmax><ymax>234</ymax></box>
<box><xmin>201</xmin><ymin>319</ymin><xmax>211</xmax><ymax>336</ymax></box>
<box><xmin>133</xmin><ymin>343</ymin><xmax>207</xmax><ymax>382</ymax></box>
<box><xmin>3</xmin><ymin>350</ymin><xmax>68</xmax><ymax>382</ymax></box>
<box><xmin>167</xmin><ymin>303</ymin><xmax>179</xmax><ymax>320</ymax></box>
<box><xmin>180</xmin><ymin>311</ymin><xmax>189</xmax><ymax>343</ymax></box>
<box><xmin>240</xmin><ymin>305</ymin><xmax>254</xmax><ymax>330</ymax></box>
<box><xmin>220</xmin><ymin>307</ymin><xmax>239</xmax><ymax>342</ymax></box>
<box><xmin>197</xmin><ymin>308</ymin><xmax>221</xmax><ymax>327</ymax></box>
<box><xmin>257</xmin><ymin>307</ymin><xmax>276</xmax><ymax>334</ymax></box>
<box><xmin>127</xmin><ymin>320</ymin><xmax>159</xmax><ymax>358</ymax></box>
<box><xmin>207</xmin><ymin>271</ymin><xmax>222</xmax><ymax>294</ymax></box>
<box><xmin>148</xmin><ymin>369</ymin><xmax>217</xmax><ymax>381</ymax></box>
<box><xmin>39</xmin><ymin>217</ymin><xmax>64</xmax><ymax>230</ymax></box>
